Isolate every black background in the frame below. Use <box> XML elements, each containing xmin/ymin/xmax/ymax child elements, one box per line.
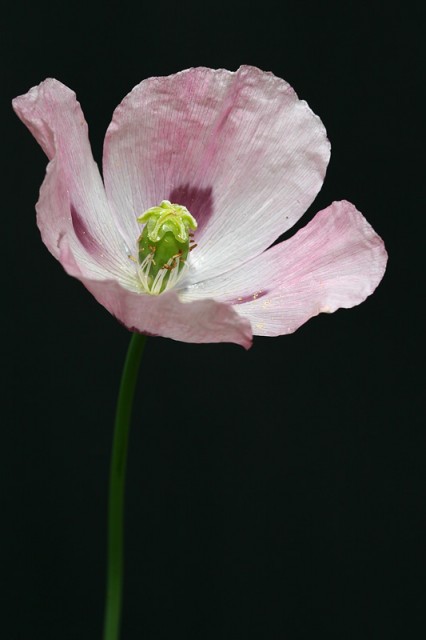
<box><xmin>3</xmin><ymin>2</ymin><xmax>424</xmax><ymax>639</ymax></box>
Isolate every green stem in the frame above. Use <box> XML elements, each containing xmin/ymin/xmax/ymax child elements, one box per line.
<box><xmin>103</xmin><ymin>332</ymin><xmax>148</xmax><ymax>640</ymax></box>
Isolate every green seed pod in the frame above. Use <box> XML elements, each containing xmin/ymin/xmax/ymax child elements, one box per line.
<box><xmin>136</xmin><ymin>200</ymin><xmax>197</xmax><ymax>294</ymax></box>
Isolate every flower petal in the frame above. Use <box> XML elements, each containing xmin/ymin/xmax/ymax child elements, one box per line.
<box><xmin>12</xmin><ymin>79</ymin><xmax>130</xmax><ymax>279</ymax></box>
<box><xmin>181</xmin><ymin>201</ymin><xmax>387</xmax><ymax>336</ymax></box>
<box><xmin>58</xmin><ymin>236</ymin><xmax>252</xmax><ymax>347</ymax></box>
<box><xmin>103</xmin><ymin>66</ymin><xmax>330</xmax><ymax>282</ymax></box>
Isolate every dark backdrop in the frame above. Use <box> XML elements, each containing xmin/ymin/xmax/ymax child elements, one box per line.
<box><xmin>3</xmin><ymin>2</ymin><xmax>424</xmax><ymax>639</ymax></box>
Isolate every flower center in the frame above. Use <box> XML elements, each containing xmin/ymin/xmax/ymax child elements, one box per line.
<box><xmin>136</xmin><ymin>200</ymin><xmax>197</xmax><ymax>294</ymax></box>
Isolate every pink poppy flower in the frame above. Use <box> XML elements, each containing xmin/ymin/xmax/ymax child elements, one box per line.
<box><xmin>13</xmin><ymin>66</ymin><xmax>387</xmax><ymax>348</ymax></box>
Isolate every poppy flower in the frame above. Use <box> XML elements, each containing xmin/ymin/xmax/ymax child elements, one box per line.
<box><xmin>13</xmin><ymin>66</ymin><xmax>387</xmax><ymax>348</ymax></box>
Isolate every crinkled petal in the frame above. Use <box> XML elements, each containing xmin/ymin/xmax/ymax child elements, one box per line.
<box><xmin>12</xmin><ymin>79</ymin><xmax>131</xmax><ymax>279</ymax></box>
<box><xmin>181</xmin><ymin>201</ymin><xmax>387</xmax><ymax>336</ymax></box>
<box><xmin>103</xmin><ymin>66</ymin><xmax>330</xmax><ymax>282</ymax></box>
<box><xmin>93</xmin><ymin>283</ymin><xmax>253</xmax><ymax>347</ymax></box>
<box><xmin>58</xmin><ymin>237</ymin><xmax>252</xmax><ymax>347</ymax></box>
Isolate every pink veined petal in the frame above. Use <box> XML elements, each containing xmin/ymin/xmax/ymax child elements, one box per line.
<box><xmin>103</xmin><ymin>66</ymin><xmax>330</xmax><ymax>283</ymax></box>
<box><xmin>12</xmin><ymin>79</ymin><xmax>131</xmax><ymax>280</ymax></box>
<box><xmin>180</xmin><ymin>201</ymin><xmax>387</xmax><ymax>336</ymax></box>
<box><xmin>58</xmin><ymin>237</ymin><xmax>252</xmax><ymax>347</ymax></box>
<box><xmin>37</xmin><ymin>158</ymin><xmax>116</xmax><ymax>281</ymax></box>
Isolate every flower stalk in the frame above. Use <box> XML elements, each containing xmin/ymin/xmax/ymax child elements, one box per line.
<box><xmin>103</xmin><ymin>332</ymin><xmax>147</xmax><ymax>640</ymax></box>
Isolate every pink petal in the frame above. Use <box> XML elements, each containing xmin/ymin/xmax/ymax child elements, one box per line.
<box><xmin>103</xmin><ymin>66</ymin><xmax>330</xmax><ymax>282</ymax></box>
<box><xmin>59</xmin><ymin>237</ymin><xmax>252</xmax><ymax>347</ymax></box>
<box><xmin>12</xmin><ymin>79</ymin><xmax>130</xmax><ymax>279</ymax></box>
<box><xmin>181</xmin><ymin>201</ymin><xmax>387</xmax><ymax>336</ymax></box>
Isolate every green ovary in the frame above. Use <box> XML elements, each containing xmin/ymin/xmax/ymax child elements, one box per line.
<box><xmin>137</xmin><ymin>200</ymin><xmax>197</xmax><ymax>294</ymax></box>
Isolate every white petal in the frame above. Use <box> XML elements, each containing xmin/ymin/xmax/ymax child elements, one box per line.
<box><xmin>103</xmin><ymin>66</ymin><xmax>330</xmax><ymax>283</ymax></box>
